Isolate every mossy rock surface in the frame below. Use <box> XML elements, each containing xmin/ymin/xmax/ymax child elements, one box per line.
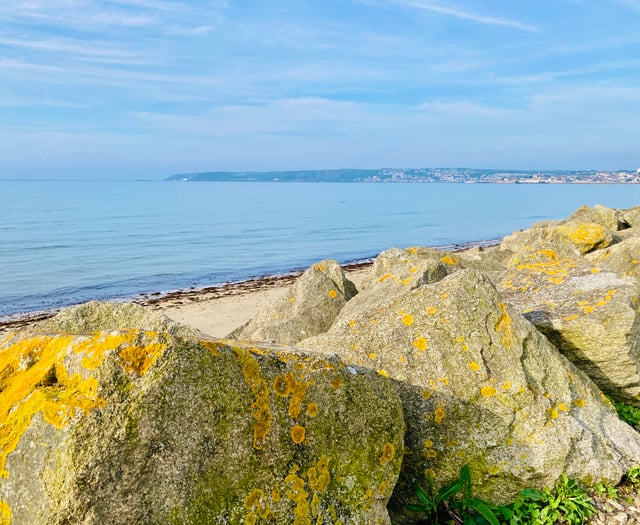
<box><xmin>0</xmin><ymin>310</ymin><xmax>404</xmax><ymax>524</ymax></box>
<box><xmin>229</xmin><ymin>259</ymin><xmax>357</xmax><ymax>344</ymax></box>
<box><xmin>299</xmin><ymin>268</ymin><xmax>640</xmax><ymax>522</ymax></box>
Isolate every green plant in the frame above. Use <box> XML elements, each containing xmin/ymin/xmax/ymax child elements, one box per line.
<box><xmin>606</xmin><ymin>395</ymin><xmax>640</xmax><ymax>426</ymax></box>
<box><xmin>408</xmin><ymin>465</ymin><xmax>513</xmax><ymax>524</ymax></box>
<box><xmin>592</xmin><ymin>481</ymin><xmax>618</xmax><ymax>499</ymax></box>
<box><xmin>509</xmin><ymin>474</ymin><xmax>596</xmax><ymax>525</ymax></box>
<box><xmin>626</xmin><ymin>465</ymin><xmax>640</xmax><ymax>486</ymax></box>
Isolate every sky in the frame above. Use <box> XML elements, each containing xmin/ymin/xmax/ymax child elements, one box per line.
<box><xmin>1</xmin><ymin>0</ymin><xmax>639</xmax><ymax>179</ymax></box>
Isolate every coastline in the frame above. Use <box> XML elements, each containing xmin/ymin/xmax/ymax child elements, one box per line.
<box><xmin>0</xmin><ymin>238</ymin><xmax>498</xmax><ymax>336</ymax></box>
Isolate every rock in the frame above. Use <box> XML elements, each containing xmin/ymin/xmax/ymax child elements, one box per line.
<box><xmin>497</xmin><ymin>237</ymin><xmax>640</xmax><ymax>406</ymax></box>
<box><xmin>0</xmin><ymin>324</ymin><xmax>404</xmax><ymax>525</ymax></box>
<box><xmin>33</xmin><ymin>301</ymin><xmax>203</xmax><ymax>339</ymax></box>
<box><xmin>229</xmin><ymin>259</ymin><xmax>357</xmax><ymax>344</ymax></box>
<box><xmin>364</xmin><ymin>247</ymin><xmax>447</xmax><ymax>290</ymax></box>
<box><xmin>586</xmin><ymin>236</ymin><xmax>640</xmax><ymax>280</ymax></box>
<box><xmin>298</xmin><ymin>269</ymin><xmax>640</xmax><ymax>521</ymax></box>
<box><xmin>623</xmin><ymin>206</ymin><xmax>640</xmax><ymax>228</ymax></box>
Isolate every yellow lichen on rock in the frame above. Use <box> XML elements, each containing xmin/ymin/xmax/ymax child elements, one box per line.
<box><xmin>0</xmin><ymin>334</ymin><xmax>116</xmax><ymax>479</ymax></box>
<box><xmin>380</xmin><ymin>443</ymin><xmax>395</xmax><ymax>465</ymax></box>
<box><xmin>291</xmin><ymin>425</ymin><xmax>306</xmax><ymax>444</ymax></box>
<box><xmin>235</xmin><ymin>347</ymin><xmax>271</xmax><ymax>449</ymax></box>
<box><xmin>495</xmin><ymin>303</ymin><xmax>514</xmax><ymax>349</ymax></box>
<box><xmin>556</xmin><ymin>223</ymin><xmax>611</xmax><ymax>254</ymax></box>
<box><xmin>0</xmin><ymin>500</ymin><xmax>10</xmax><ymax>525</ymax></box>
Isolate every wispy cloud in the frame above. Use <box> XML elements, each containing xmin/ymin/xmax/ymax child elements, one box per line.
<box><xmin>398</xmin><ymin>0</ymin><xmax>537</xmax><ymax>31</ymax></box>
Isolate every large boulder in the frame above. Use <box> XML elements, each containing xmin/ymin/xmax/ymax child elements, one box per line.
<box><xmin>299</xmin><ymin>269</ymin><xmax>640</xmax><ymax>522</ymax></box>
<box><xmin>0</xmin><ymin>306</ymin><xmax>404</xmax><ymax>524</ymax></box>
<box><xmin>33</xmin><ymin>301</ymin><xmax>204</xmax><ymax>339</ymax></box>
<box><xmin>497</xmin><ymin>224</ymin><xmax>640</xmax><ymax>406</ymax></box>
<box><xmin>229</xmin><ymin>259</ymin><xmax>357</xmax><ymax>344</ymax></box>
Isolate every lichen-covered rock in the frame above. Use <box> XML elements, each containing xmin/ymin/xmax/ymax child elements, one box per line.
<box><xmin>363</xmin><ymin>247</ymin><xmax>447</xmax><ymax>290</ymax></box>
<box><xmin>0</xmin><ymin>327</ymin><xmax>404</xmax><ymax>524</ymax></box>
<box><xmin>586</xmin><ymin>235</ymin><xmax>640</xmax><ymax>280</ymax></box>
<box><xmin>33</xmin><ymin>301</ymin><xmax>203</xmax><ymax>339</ymax></box>
<box><xmin>500</xmin><ymin>254</ymin><xmax>640</xmax><ymax>406</ymax></box>
<box><xmin>229</xmin><ymin>259</ymin><xmax>357</xmax><ymax>344</ymax></box>
<box><xmin>622</xmin><ymin>206</ymin><xmax>640</xmax><ymax>228</ymax></box>
<box><xmin>299</xmin><ymin>269</ymin><xmax>640</xmax><ymax>521</ymax></box>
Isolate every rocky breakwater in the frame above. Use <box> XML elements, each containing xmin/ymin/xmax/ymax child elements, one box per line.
<box><xmin>0</xmin><ymin>302</ymin><xmax>404</xmax><ymax>524</ymax></box>
<box><xmin>228</xmin><ymin>203</ymin><xmax>640</xmax><ymax>522</ymax></box>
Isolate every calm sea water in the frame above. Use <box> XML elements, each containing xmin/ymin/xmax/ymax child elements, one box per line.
<box><xmin>1</xmin><ymin>180</ymin><xmax>639</xmax><ymax>318</ymax></box>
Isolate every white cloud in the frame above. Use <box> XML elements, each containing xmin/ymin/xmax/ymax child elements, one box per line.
<box><xmin>396</xmin><ymin>0</ymin><xmax>537</xmax><ymax>31</ymax></box>
<box><xmin>416</xmin><ymin>100</ymin><xmax>512</xmax><ymax>118</ymax></box>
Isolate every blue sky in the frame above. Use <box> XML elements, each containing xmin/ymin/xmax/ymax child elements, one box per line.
<box><xmin>1</xmin><ymin>0</ymin><xmax>639</xmax><ymax>178</ymax></box>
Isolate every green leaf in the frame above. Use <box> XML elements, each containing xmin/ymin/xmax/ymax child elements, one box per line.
<box><xmin>466</xmin><ymin>499</ymin><xmax>501</xmax><ymax>525</ymax></box>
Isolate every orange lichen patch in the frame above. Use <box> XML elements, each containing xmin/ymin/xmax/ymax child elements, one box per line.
<box><xmin>409</xmin><ymin>266</ymin><xmax>418</xmax><ymax>274</ymax></box>
<box><xmin>235</xmin><ymin>347</ymin><xmax>271</xmax><ymax>449</ymax></box>
<box><xmin>480</xmin><ymin>386</ymin><xmax>497</xmax><ymax>397</ymax></box>
<box><xmin>437</xmin><ymin>377</ymin><xmax>449</xmax><ymax>386</ymax></box>
<box><xmin>547</xmin><ymin>407</ymin><xmax>559</xmax><ymax>419</ymax></box>
<box><xmin>291</xmin><ymin>425</ymin><xmax>306</xmax><ymax>444</ymax></box>
<box><xmin>331</xmin><ymin>375</ymin><xmax>343</xmax><ymax>390</ymax></box>
<box><xmin>308</xmin><ymin>455</ymin><xmax>330</xmax><ymax>493</ymax></box>
<box><xmin>378</xmin><ymin>273</ymin><xmax>393</xmax><ymax>283</ymax></box>
<box><xmin>434</xmin><ymin>404</ymin><xmax>446</xmax><ymax>424</ymax></box>
<box><xmin>441</xmin><ymin>292</ymin><xmax>448</xmax><ymax>300</ymax></box>
<box><xmin>401</xmin><ymin>314</ymin><xmax>414</xmax><ymax>326</ymax></box>
<box><xmin>557</xmin><ymin>403</ymin><xmax>569</xmax><ymax>412</ymax></box>
<box><xmin>368</xmin><ymin>353</ymin><xmax>376</xmax><ymax>360</ymax></box>
<box><xmin>118</xmin><ymin>338</ymin><xmax>167</xmax><ymax>376</ymax></box>
<box><xmin>285</xmin><ymin>468</ymin><xmax>310</xmax><ymax>525</ymax></box>
<box><xmin>424</xmin><ymin>438</ymin><xmax>433</xmax><ymax>448</ymax></box>
<box><xmin>573</xmin><ymin>398</ymin><xmax>585</xmax><ymax>407</ymax></box>
<box><xmin>440</xmin><ymin>255</ymin><xmax>458</xmax><ymax>265</ymax></box>
<box><xmin>406</xmin><ymin>247</ymin><xmax>418</xmax><ymax>255</ymax></box>
<box><xmin>348</xmin><ymin>320</ymin><xmax>356</xmax><ymax>328</ymax></box>
<box><xmin>426</xmin><ymin>306</ymin><xmax>438</xmax><ymax>315</ymax></box>
<box><xmin>563</xmin><ymin>314</ymin><xmax>580</xmax><ymax>322</ymax></box>
<box><xmin>426</xmin><ymin>449</ymin><xmax>437</xmax><ymax>458</ymax></box>
<box><xmin>413</xmin><ymin>337</ymin><xmax>428</xmax><ymax>351</ymax></box>
<box><xmin>315</xmin><ymin>263</ymin><xmax>326</xmax><ymax>273</ymax></box>
<box><xmin>273</xmin><ymin>374</ymin><xmax>293</xmax><ymax>397</ymax></box>
<box><xmin>502</xmin><ymin>381</ymin><xmax>512</xmax><ymax>391</ymax></box>
<box><xmin>468</xmin><ymin>361</ymin><xmax>481</xmax><ymax>372</ymax></box>
<box><xmin>288</xmin><ymin>376</ymin><xmax>309</xmax><ymax>419</ymax></box>
<box><xmin>289</xmin><ymin>296</ymin><xmax>295</xmax><ymax>303</ymax></box>
<box><xmin>380</xmin><ymin>443</ymin><xmax>395</xmax><ymax>465</ymax></box>
<box><xmin>495</xmin><ymin>303</ymin><xmax>514</xmax><ymax>349</ymax></box>
<box><xmin>591</xmin><ymin>267</ymin><xmax>601</xmax><ymax>274</ymax></box>
<box><xmin>328</xmin><ymin>289</ymin><xmax>338</xmax><ymax>299</ymax></box>
<box><xmin>0</xmin><ymin>501</ymin><xmax>9</xmax><ymax>525</ymax></box>
<box><xmin>401</xmin><ymin>277</ymin><xmax>413</xmax><ymax>286</ymax></box>
<box><xmin>377</xmin><ymin>369</ymin><xmax>389</xmax><ymax>378</ymax></box>
<box><xmin>307</xmin><ymin>403</ymin><xmax>319</xmax><ymax>417</ymax></box>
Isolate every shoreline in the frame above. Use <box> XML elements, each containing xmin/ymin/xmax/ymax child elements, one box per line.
<box><xmin>0</xmin><ymin>238</ymin><xmax>499</xmax><ymax>335</ymax></box>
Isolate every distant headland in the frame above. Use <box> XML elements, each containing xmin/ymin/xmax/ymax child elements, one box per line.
<box><xmin>167</xmin><ymin>167</ymin><xmax>640</xmax><ymax>184</ymax></box>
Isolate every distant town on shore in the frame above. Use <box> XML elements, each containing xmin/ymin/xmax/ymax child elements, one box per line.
<box><xmin>167</xmin><ymin>168</ymin><xmax>640</xmax><ymax>184</ymax></box>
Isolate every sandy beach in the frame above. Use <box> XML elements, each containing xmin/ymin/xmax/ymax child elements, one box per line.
<box><xmin>149</xmin><ymin>264</ymin><xmax>372</xmax><ymax>338</ymax></box>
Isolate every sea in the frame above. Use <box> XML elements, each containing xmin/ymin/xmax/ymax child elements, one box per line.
<box><xmin>2</xmin><ymin>179</ymin><xmax>639</xmax><ymax>319</ymax></box>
